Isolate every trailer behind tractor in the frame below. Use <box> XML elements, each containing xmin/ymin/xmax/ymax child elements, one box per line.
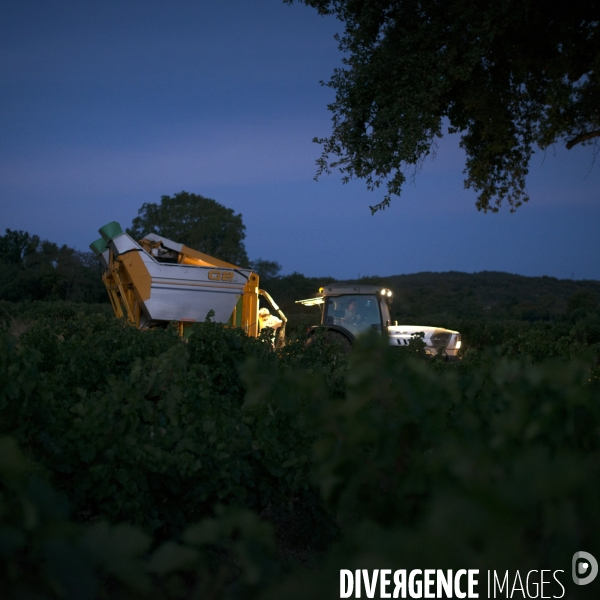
<box><xmin>90</xmin><ymin>221</ymin><xmax>286</xmax><ymax>344</ymax></box>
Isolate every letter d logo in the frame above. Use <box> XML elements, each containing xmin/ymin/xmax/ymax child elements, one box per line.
<box><xmin>573</xmin><ymin>551</ymin><xmax>598</xmax><ymax>585</ymax></box>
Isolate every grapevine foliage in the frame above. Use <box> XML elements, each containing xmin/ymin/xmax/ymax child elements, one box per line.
<box><xmin>1</xmin><ymin>304</ymin><xmax>600</xmax><ymax>598</ymax></box>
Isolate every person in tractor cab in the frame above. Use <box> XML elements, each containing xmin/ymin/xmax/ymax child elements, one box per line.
<box><xmin>344</xmin><ymin>299</ymin><xmax>365</xmax><ymax>331</ymax></box>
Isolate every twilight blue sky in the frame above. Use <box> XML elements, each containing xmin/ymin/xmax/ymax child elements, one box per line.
<box><xmin>1</xmin><ymin>0</ymin><xmax>599</xmax><ymax>280</ymax></box>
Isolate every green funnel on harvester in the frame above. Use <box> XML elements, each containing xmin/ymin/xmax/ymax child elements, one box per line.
<box><xmin>99</xmin><ymin>221</ymin><xmax>123</xmax><ymax>242</ymax></box>
<box><xmin>89</xmin><ymin>238</ymin><xmax>109</xmax><ymax>256</ymax></box>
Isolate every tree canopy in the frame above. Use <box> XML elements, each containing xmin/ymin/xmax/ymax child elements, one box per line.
<box><xmin>288</xmin><ymin>0</ymin><xmax>600</xmax><ymax>212</ymax></box>
<box><xmin>248</xmin><ymin>258</ymin><xmax>282</xmax><ymax>281</ymax></box>
<box><xmin>127</xmin><ymin>191</ymin><xmax>250</xmax><ymax>267</ymax></box>
<box><xmin>0</xmin><ymin>229</ymin><xmax>105</xmax><ymax>302</ymax></box>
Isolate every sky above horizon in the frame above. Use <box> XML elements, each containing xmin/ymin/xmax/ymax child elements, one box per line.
<box><xmin>2</xmin><ymin>0</ymin><xmax>599</xmax><ymax>281</ymax></box>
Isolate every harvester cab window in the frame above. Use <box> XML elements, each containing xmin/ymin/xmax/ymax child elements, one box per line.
<box><xmin>325</xmin><ymin>295</ymin><xmax>382</xmax><ymax>335</ymax></box>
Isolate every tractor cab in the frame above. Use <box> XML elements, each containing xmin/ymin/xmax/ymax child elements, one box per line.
<box><xmin>296</xmin><ymin>283</ymin><xmax>393</xmax><ymax>346</ymax></box>
<box><xmin>297</xmin><ymin>283</ymin><xmax>462</xmax><ymax>358</ymax></box>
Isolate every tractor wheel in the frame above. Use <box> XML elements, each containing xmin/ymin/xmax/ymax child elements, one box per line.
<box><xmin>322</xmin><ymin>329</ymin><xmax>353</xmax><ymax>353</ymax></box>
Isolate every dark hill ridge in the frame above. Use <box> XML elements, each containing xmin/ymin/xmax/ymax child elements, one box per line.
<box><xmin>354</xmin><ymin>271</ymin><xmax>600</xmax><ymax>321</ymax></box>
<box><xmin>267</xmin><ymin>271</ymin><xmax>600</xmax><ymax>325</ymax></box>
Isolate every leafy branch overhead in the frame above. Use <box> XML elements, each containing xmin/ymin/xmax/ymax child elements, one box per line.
<box><xmin>287</xmin><ymin>0</ymin><xmax>600</xmax><ymax>212</ymax></box>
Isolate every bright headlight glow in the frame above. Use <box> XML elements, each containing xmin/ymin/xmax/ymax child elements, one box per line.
<box><xmin>456</xmin><ymin>340</ymin><xmax>462</xmax><ymax>349</ymax></box>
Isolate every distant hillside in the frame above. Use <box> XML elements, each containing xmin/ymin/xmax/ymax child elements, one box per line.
<box><xmin>369</xmin><ymin>271</ymin><xmax>600</xmax><ymax>321</ymax></box>
<box><xmin>266</xmin><ymin>271</ymin><xmax>600</xmax><ymax>328</ymax></box>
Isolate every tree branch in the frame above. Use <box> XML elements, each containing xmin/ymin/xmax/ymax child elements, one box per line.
<box><xmin>566</xmin><ymin>129</ymin><xmax>600</xmax><ymax>149</ymax></box>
